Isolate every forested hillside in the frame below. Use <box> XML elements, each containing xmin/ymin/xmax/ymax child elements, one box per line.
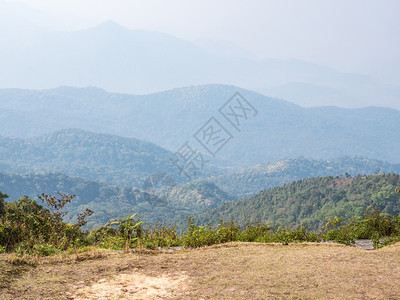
<box><xmin>0</xmin><ymin>171</ymin><xmax>232</xmax><ymax>229</ymax></box>
<box><xmin>192</xmin><ymin>174</ymin><xmax>400</xmax><ymax>230</ymax></box>
<box><xmin>214</xmin><ymin>157</ymin><xmax>400</xmax><ymax>197</ymax></box>
<box><xmin>0</xmin><ymin>128</ymin><xmax>216</xmax><ymax>187</ymax></box>
<box><xmin>2</xmin><ymin>153</ymin><xmax>400</xmax><ymax>230</ymax></box>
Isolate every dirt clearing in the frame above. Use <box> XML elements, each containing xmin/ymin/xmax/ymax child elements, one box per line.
<box><xmin>73</xmin><ymin>272</ymin><xmax>188</xmax><ymax>299</ymax></box>
<box><xmin>1</xmin><ymin>242</ymin><xmax>400</xmax><ymax>299</ymax></box>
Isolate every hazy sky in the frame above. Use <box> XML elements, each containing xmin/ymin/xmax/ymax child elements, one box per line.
<box><xmin>4</xmin><ymin>0</ymin><xmax>400</xmax><ymax>83</ymax></box>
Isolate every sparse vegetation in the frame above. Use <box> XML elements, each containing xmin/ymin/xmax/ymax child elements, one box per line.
<box><xmin>322</xmin><ymin>205</ymin><xmax>400</xmax><ymax>248</ymax></box>
<box><xmin>0</xmin><ymin>184</ymin><xmax>400</xmax><ymax>298</ymax></box>
<box><xmin>1</xmin><ymin>185</ymin><xmax>400</xmax><ymax>260</ymax></box>
<box><xmin>0</xmin><ymin>193</ymin><xmax>92</xmax><ymax>256</ymax></box>
<box><xmin>0</xmin><ymin>184</ymin><xmax>399</xmax><ymax>299</ymax></box>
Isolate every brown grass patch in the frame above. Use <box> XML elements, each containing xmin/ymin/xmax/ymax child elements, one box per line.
<box><xmin>328</xmin><ymin>177</ymin><xmax>356</xmax><ymax>188</ymax></box>
<box><xmin>1</xmin><ymin>242</ymin><xmax>400</xmax><ymax>299</ymax></box>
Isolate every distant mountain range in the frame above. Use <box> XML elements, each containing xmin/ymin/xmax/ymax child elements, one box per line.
<box><xmin>1</xmin><ymin>85</ymin><xmax>399</xmax><ymax>164</ymax></box>
<box><xmin>0</xmin><ymin>5</ymin><xmax>399</xmax><ymax>109</ymax></box>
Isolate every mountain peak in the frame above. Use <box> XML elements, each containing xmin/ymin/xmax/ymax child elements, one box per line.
<box><xmin>85</xmin><ymin>20</ymin><xmax>132</xmax><ymax>35</ymax></box>
<box><xmin>97</xmin><ymin>20</ymin><xmax>124</xmax><ymax>29</ymax></box>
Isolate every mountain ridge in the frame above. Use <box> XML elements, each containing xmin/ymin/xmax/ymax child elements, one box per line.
<box><xmin>1</xmin><ymin>15</ymin><xmax>399</xmax><ymax>108</ymax></box>
<box><xmin>1</xmin><ymin>85</ymin><xmax>399</xmax><ymax>164</ymax></box>
<box><xmin>0</xmin><ymin>128</ymin><xmax>188</xmax><ymax>187</ymax></box>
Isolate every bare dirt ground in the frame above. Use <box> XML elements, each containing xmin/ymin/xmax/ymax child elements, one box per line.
<box><xmin>1</xmin><ymin>242</ymin><xmax>400</xmax><ymax>299</ymax></box>
<box><xmin>74</xmin><ymin>272</ymin><xmax>188</xmax><ymax>300</ymax></box>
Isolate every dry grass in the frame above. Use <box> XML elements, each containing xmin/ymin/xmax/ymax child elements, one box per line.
<box><xmin>1</xmin><ymin>242</ymin><xmax>400</xmax><ymax>299</ymax></box>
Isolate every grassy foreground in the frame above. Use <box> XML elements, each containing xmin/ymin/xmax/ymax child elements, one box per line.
<box><xmin>1</xmin><ymin>242</ymin><xmax>400</xmax><ymax>299</ymax></box>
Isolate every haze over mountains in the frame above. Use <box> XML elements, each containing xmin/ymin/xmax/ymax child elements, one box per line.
<box><xmin>1</xmin><ymin>85</ymin><xmax>399</xmax><ymax>165</ymax></box>
<box><xmin>0</xmin><ymin>0</ymin><xmax>399</xmax><ymax>109</ymax></box>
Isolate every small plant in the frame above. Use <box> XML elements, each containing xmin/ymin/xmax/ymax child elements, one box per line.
<box><xmin>109</xmin><ymin>213</ymin><xmax>144</xmax><ymax>253</ymax></box>
<box><xmin>35</xmin><ymin>243</ymin><xmax>57</xmax><ymax>257</ymax></box>
<box><xmin>87</xmin><ymin>226</ymin><xmax>117</xmax><ymax>246</ymax></box>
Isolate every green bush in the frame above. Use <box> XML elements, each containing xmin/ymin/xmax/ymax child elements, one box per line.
<box><xmin>87</xmin><ymin>226</ymin><xmax>117</xmax><ymax>245</ymax></box>
<box><xmin>215</xmin><ymin>219</ymin><xmax>240</xmax><ymax>243</ymax></box>
<box><xmin>238</xmin><ymin>220</ymin><xmax>272</xmax><ymax>242</ymax></box>
<box><xmin>0</xmin><ymin>192</ymin><xmax>8</xmax><ymax>216</ymax></box>
<box><xmin>182</xmin><ymin>217</ymin><xmax>218</xmax><ymax>248</ymax></box>
<box><xmin>322</xmin><ymin>205</ymin><xmax>400</xmax><ymax>247</ymax></box>
<box><xmin>1</xmin><ymin>188</ymin><xmax>400</xmax><ymax>255</ymax></box>
<box><xmin>0</xmin><ymin>193</ymin><xmax>93</xmax><ymax>253</ymax></box>
<box><xmin>141</xmin><ymin>222</ymin><xmax>181</xmax><ymax>248</ymax></box>
<box><xmin>35</xmin><ymin>243</ymin><xmax>57</xmax><ymax>256</ymax></box>
<box><xmin>322</xmin><ymin>216</ymin><xmax>356</xmax><ymax>245</ymax></box>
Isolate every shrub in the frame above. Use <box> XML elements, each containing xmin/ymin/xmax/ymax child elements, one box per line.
<box><xmin>215</xmin><ymin>219</ymin><xmax>240</xmax><ymax>243</ymax></box>
<box><xmin>35</xmin><ymin>243</ymin><xmax>57</xmax><ymax>257</ymax></box>
<box><xmin>182</xmin><ymin>217</ymin><xmax>218</xmax><ymax>248</ymax></box>
<box><xmin>108</xmin><ymin>213</ymin><xmax>144</xmax><ymax>252</ymax></box>
<box><xmin>0</xmin><ymin>193</ymin><xmax>93</xmax><ymax>253</ymax></box>
<box><xmin>322</xmin><ymin>204</ymin><xmax>400</xmax><ymax>247</ymax></box>
<box><xmin>322</xmin><ymin>216</ymin><xmax>356</xmax><ymax>245</ymax></box>
<box><xmin>141</xmin><ymin>222</ymin><xmax>181</xmax><ymax>248</ymax></box>
<box><xmin>238</xmin><ymin>220</ymin><xmax>272</xmax><ymax>242</ymax></box>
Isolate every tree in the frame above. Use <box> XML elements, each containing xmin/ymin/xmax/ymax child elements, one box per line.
<box><xmin>6</xmin><ymin>196</ymin><xmax>44</xmax><ymax>215</ymax></box>
<box><xmin>0</xmin><ymin>191</ymin><xmax>9</xmax><ymax>216</ymax></box>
